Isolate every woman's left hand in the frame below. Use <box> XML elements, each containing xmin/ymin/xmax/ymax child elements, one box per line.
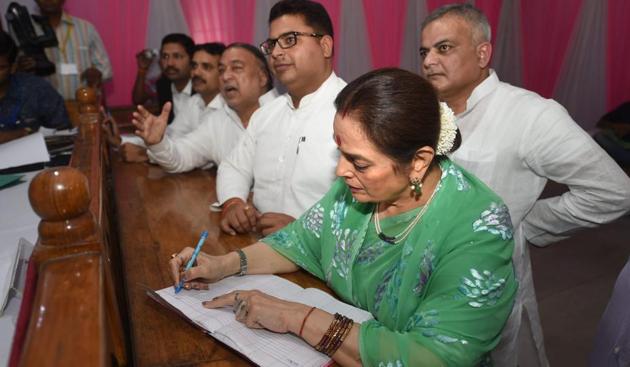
<box><xmin>203</xmin><ymin>290</ymin><xmax>307</xmax><ymax>334</ymax></box>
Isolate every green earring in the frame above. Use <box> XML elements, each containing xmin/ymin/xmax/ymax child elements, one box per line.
<box><xmin>410</xmin><ymin>177</ymin><xmax>423</xmax><ymax>196</ymax></box>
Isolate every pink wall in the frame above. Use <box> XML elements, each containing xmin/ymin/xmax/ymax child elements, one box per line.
<box><xmin>61</xmin><ymin>0</ymin><xmax>628</xmax><ymax>111</ymax></box>
<box><xmin>65</xmin><ymin>0</ymin><xmax>150</xmax><ymax>107</ymax></box>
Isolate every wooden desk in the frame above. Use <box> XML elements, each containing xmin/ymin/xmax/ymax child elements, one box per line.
<box><xmin>15</xmin><ymin>115</ymin><xmax>331</xmax><ymax>366</ymax></box>
<box><xmin>111</xmin><ymin>158</ymin><xmax>330</xmax><ymax>366</ymax></box>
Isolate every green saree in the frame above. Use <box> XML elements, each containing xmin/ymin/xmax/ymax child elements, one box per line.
<box><xmin>262</xmin><ymin>158</ymin><xmax>517</xmax><ymax>366</ymax></box>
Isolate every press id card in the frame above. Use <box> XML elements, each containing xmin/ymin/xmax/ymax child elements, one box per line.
<box><xmin>59</xmin><ymin>63</ymin><xmax>79</xmax><ymax>75</ymax></box>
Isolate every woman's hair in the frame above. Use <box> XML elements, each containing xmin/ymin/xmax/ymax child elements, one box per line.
<box><xmin>334</xmin><ymin>68</ymin><xmax>460</xmax><ymax>167</ymax></box>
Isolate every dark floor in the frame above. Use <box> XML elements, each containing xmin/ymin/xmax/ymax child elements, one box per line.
<box><xmin>530</xmin><ymin>180</ymin><xmax>630</xmax><ymax>366</ymax></box>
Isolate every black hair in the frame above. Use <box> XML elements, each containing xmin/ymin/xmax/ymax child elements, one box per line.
<box><xmin>269</xmin><ymin>0</ymin><xmax>333</xmax><ymax>38</ymax></box>
<box><xmin>225</xmin><ymin>42</ymin><xmax>274</xmax><ymax>92</ymax></box>
<box><xmin>194</xmin><ymin>42</ymin><xmax>226</xmax><ymax>56</ymax></box>
<box><xmin>0</xmin><ymin>30</ymin><xmax>18</xmax><ymax>64</ymax></box>
<box><xmin>335</xmin><ymin>68</ymin><xmax>461</xmax><ymax>167</ymax></box>
<box><xmin>161</xmin><ymin>33</ymin><xmax>195</xmax><ymax>58</ymax></box>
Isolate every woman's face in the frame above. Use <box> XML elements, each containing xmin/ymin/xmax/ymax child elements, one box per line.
<box><xmin>333</xmin><ymin>113</ymin><xmax>411</xmax><ymax>204</ymax></box>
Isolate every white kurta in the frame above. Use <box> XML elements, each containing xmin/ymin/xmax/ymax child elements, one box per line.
<box><xmin>147</xmin><ymin>90</ymin><xmax>278</xmax><ymax>172</ymax></box>
<box><xmin>450</xmin><ymin>70</ymin><xmax>630</xmax><ymax>367</ymax></box>
<box><xmin>217</xmin><ymin>72</ymin><xmax>346</xmax><ymax>218</ymax></box>
<box><xmin>122</xmin><ymin>93</ymin><xmax>211</xmax><ymax>149</ymax></box>
<box><xmin>170</xmin><ymin>80</ymin><xmax>194</xmax><ymax>117</ymax></box>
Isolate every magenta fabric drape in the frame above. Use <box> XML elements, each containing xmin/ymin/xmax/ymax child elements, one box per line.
<box><xmin>315</xmin><ymin>0</ymin><xmax>342</xmax><ymax>69</ymax></box>
<box><xmin>65</xmin><ymin>0</ymin><xmax>150</xmax><ymax>107</ymax></box>
<box><xmin>180</xmin><ymin>0</ymin><xmax>256</xmax><ymax>44</ymax></box>
<box><xmin>362</xmin><ymin>0</ymin><xmax>407</xmax><ymax>68</ymax></box>
<box><xmin>520</xmin><ymin>0</ymin><xmax>583</xmax><ymax>98</ymax></box>
<box><xmin>607</xmin><ymin>0</ymin><xmax>630</xmax><ymax>109</ymax></box>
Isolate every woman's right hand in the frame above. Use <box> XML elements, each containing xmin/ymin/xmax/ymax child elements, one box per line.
<box><xmin>168</xmin><ymin>247</ymin><xmax>229</xmax><ymax>290</ymax></box>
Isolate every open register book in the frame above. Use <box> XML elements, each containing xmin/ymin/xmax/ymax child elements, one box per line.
<box><xmin>147</xmin><ymin>274</ymin><xmax>373</xmax><ymax>367</ymax></box>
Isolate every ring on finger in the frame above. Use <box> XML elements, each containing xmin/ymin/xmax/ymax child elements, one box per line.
<box><xmin>236</xmin><ymin>300</ymin><xmax>248</xmax><ymax>318</ymax></box>
<box><xmin>170</xmin><ymin>253</ymin><xmax>178</xmax><ymax>259</ymax></box>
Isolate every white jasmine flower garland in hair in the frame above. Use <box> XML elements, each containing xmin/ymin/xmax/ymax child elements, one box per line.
<box><xmin>436</xmin><ymin>102</ymin><xmax>457</xmax><ymax>155</ymax></box>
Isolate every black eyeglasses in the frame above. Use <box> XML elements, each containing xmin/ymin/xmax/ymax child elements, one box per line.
<box><xmin>259</xmin><ymin>31</ymin><xmax>323</xmax><ymax>55</ymax></box>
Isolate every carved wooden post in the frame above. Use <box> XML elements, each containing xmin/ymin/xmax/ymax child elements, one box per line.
<box><xmin>28</xmin><ymin>167</ymin><xmax>97</xmax><ymax>249</ymax></box>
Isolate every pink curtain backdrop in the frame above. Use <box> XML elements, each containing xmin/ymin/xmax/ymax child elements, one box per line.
<box><xmin>474</xmin><ymin>0</ymin><xmax>502</xmax><ymax>45</ymax></box>
<box><xmin>607</xmin><ymin>0</ymin><xmax>630</xmax><ymax>109</ymax></box>
<box><xmin>315</xmin><ymin>0</ymin><xmax>341</xmax><ymax>69</ymax></box>
<box><xmin>362</xmin><ymin>0</ymin><xmax>407</xmax><ymax>68</ymax></box>
<box><xmin>65</xmin><ymin>0</ymin><xmax>150</xmax><ymax>107</ymax></box>
<box><xmin>180</xmin><ymin>0</ymin><xmax>256</xmax><ymax>44</ymax></box>
<box><xmin>59</xmin><ymin>0</ymin><xmax>628</xmax><ymax>113</ymax></box>
<box><xmin>521</xmin><ymin>0</ymin><xmax>583</xmax><ymax>98</ymax></box>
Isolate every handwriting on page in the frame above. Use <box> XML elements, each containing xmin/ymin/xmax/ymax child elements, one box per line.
<box><xmin>154</xmin><ymin>274</ymin><xmax>373</xmax><ymax>367</ymax></box>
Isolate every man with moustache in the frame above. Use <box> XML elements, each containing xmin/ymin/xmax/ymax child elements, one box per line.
<box><xmin>132</xmin><ymin>33</ymin><xmax>195</xmax><ymax>124</ymax></box>
<box><xmin>217</xmin><ymin>0</ymin><xmax>344</xmax><ymax>236</ymax></box>
<box><xmin>419</xmin><ymin>4</ymin><xmax>630</xmax><ymax>366</ymax></box>
<box><xmin>131</xmin><ymin>43</ymin><xmax>276</xmax><ymax>171</ymax></box>
<box><xmin>107</xmin><ymin>43</ymin><xmax>225</xmax><ymax>162</ymax></box>
<box><xmin>19</xmin><ymin>0</ymin><xmax>112</xmax><ymax>99</ymax></box>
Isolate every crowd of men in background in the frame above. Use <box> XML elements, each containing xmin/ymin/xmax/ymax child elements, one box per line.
<box><xmin>1</xmin><ymin>0</ymin><xmax>629</xmax><ymax>365</ymax></box>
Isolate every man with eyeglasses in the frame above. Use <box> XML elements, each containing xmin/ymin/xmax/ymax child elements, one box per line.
<box><xmin>217</xmin><ymin>0</ymin><xmax>345</xmax><ymax>236</ymax></box>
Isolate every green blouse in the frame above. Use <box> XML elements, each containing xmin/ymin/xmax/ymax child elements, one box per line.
<box><xmin>262</xmin><ymin>158</ymin><xmax>517</xmax><ymax>366</ymax></box>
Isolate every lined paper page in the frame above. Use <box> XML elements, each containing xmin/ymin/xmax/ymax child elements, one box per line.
<box><xmin>154</xmin><ymin>275</ymin><xmax>373</xmax><ymax>367</ymax></box>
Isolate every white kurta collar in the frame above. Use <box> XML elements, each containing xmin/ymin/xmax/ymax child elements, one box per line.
<box><xmin>283</xmin><ymin>71</ymin><xmax>338</xmax><ymax>110</ymax></box>
<box><xmin>460</xmin><ymin>69</ymin><xmax>500</xmax><ymax>118</ymax></box>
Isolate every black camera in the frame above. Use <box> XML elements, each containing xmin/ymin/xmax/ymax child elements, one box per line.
<box><xmin>5</xmin><ymin>2</ymin><xmax>58</xmax><ymax>76</ymax></box>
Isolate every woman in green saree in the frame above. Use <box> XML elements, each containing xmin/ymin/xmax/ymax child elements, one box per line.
<box><xmin>169</xmin><ymin>68</ymin><xmax>517</xmax><ymax>366</ymax></box>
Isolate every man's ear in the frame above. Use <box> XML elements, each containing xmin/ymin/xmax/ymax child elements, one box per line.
<box><xmin>258</xmin><ymin>68</ymin><xmax>268</xmax><ymax>90</ymax></box>
<box><xmin>477</xmin><ymin>42</ymin><xmax>492</xmax><ymax>69</ymax></box>
<box><xmin>320</xmin><ymin>35</ymin><xmax>333</xmax><ymax>59</ymax></box>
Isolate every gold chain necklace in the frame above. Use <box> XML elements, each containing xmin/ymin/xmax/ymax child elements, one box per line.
<box><xmin>373</xmin><ymin>186</ymin><xmax>438</xmax><ymax>244</ymax></box>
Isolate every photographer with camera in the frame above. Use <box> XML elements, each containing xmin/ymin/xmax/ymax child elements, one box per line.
<box><xmin>17</xmin><ymin>0</ymin><xmax>112</xmax><ymax>101</ymax></box>
<box><xmin>0</xmin><ymin>30</ymin><xmax>69</xmax><ymax>144</ymax></box>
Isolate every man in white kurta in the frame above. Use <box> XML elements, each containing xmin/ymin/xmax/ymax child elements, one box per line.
<box><xmin>142</xmin><ymin>44</ymin><xmax>277</xmax><ymax>172</ymax></box>
<box><xmin>147</xmin><ymin>90</ymin><xmax>277</xmax><ymax>172</ymax></box>
<box><xmin>217</xmin><ymin>4</ymin><xmax>343</xmax><ymax>236</ymax></box>
<box><xmin>129</xmin><ymin>43</ymin><xmax>228</xmax><ymax>162</ymax></box>
<box><xmin>217</xmin><ymin>72</ymin><xmax>344</xmax><ymax>217</ymax></box>
<box><xmin>420</xmin><ymin>4</ymin><xmax>630</xmax><ymax>366</ymax></box>
<box><xmin>121</xmin><ymin>92</ymin><xmax>210</xmax><ymax>149</ymax></box>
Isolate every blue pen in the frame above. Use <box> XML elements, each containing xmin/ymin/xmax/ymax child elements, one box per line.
<box><xmin>175</xmin><ymin>230</ymin><xmax>208</xmax><ymax>294</ymax></box>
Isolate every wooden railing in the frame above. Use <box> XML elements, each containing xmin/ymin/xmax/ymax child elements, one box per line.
<box><xmin>16</xmin><ymin>114</ymin><xmax>127</xmax><ymax>366</ymax></box>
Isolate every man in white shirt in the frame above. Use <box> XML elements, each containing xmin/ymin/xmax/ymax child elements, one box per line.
<box><xmin>106</xmin><ymin>43</ymin><xmax>225</xmax><ymax>162</ymax></box>
<box><xmin>217</xmin><ymin>0</ymin><xmax>345</xmax><ymax>236</ymax></box>
<box><xmin>419</xmin><ymin>4</ymin><xmax>630</xmax><ymax>366</ymax></box>
<box><xmin>132</xmin><ymin>33</ymin><xmax>195</xmax><ymax>120</ymax></box>
<box><xmin>133</xmin><ymin>43</ymin><xmax>276</xmax><ymax>172</ymax></box>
